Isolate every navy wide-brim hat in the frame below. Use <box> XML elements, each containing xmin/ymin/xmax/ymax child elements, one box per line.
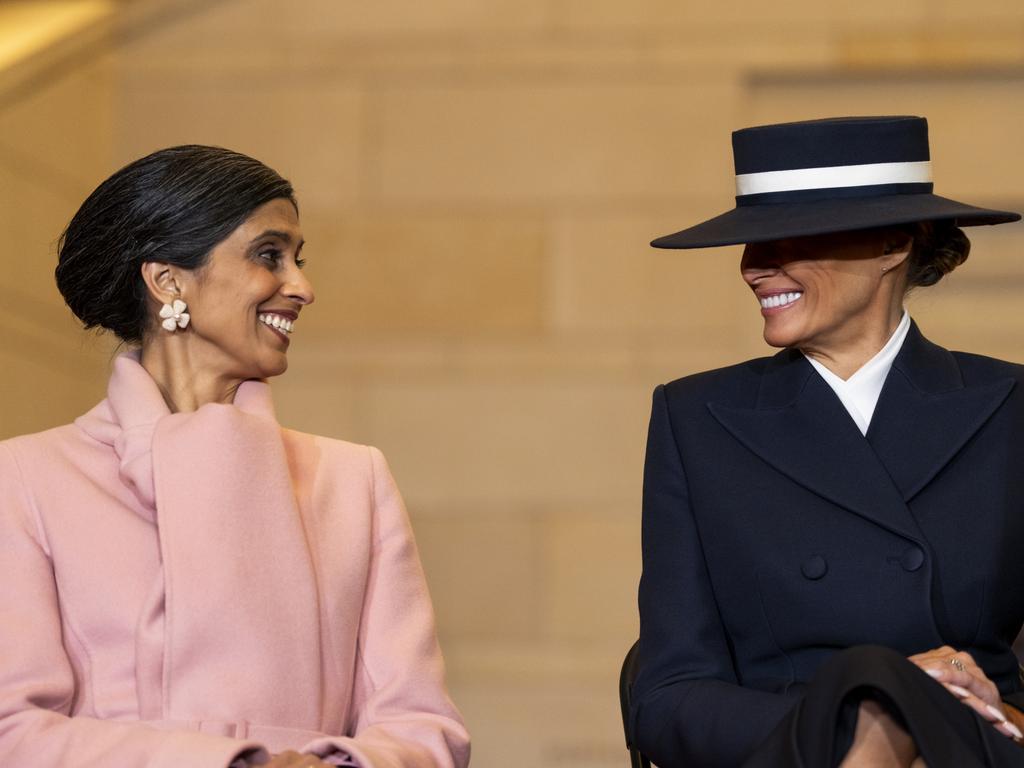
<box><xmin>652</xmin><ymin>116</ymin><xmax>1021</xmax><ymax>249</ymax></box>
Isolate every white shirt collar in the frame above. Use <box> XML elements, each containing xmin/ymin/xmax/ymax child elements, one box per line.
<box><xmin>804</xmin><ymin>311</ymin><xmax>911</xmax><ymax>436</ymax></box>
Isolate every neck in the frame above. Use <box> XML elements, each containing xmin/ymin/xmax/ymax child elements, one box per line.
<box><xmin>140</xmin><ymin>336</ymin><xmax>243</xmax><ymax>413</ymax></box>
<box><xmin>801</xmin><ymin>306</ymin><xmax>905</xmax><ymax>380</ymax></box>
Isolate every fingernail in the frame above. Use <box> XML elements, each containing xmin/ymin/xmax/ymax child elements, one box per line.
<box><xmin>946</xmin><ymin>684</ymin><xmax>970</xmax><ymax>698</ymax></box>
<box><xmin>986</xmin><ymin>704</ymin><xmax>1007</xmax><ymax>723</ymax></box>
<box><xmin>925</xmin><ymin>669</ymin><xmax>943</xmax><ymax>679</ymax></box>
<box><xmin>1006</xmin><ymin>722</ymin><xmax>1023</xmax><ymax>740</ymax></box>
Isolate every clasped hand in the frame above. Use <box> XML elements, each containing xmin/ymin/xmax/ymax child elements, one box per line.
<box><xmin>909</xmin><ymin>645</ymin><xmax>1023</xmax><ymax>743</ymax></box>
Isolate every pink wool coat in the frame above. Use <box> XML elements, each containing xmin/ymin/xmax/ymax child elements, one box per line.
<box><xmin>0</xmin><ymin>354</ymin><xmax>470</xmax><ymax>768</ymax></box>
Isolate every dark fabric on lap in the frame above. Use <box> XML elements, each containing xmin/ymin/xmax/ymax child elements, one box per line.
<box><xmin>742</xmin><ymin>646</ymin><xmax>1024</xmax><ymax>768</ymax></box>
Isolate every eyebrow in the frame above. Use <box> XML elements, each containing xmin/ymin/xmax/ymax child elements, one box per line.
<box><xmin>250</xmin><ymin>229</ymin><xmax>304</xmax><ymax>247</ymax></box>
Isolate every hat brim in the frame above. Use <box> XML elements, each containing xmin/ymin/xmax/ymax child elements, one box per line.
<box><xmin>651</xmin><ymin>193</ymin><xmax>1021</xmax><ymax>249</ymax></box>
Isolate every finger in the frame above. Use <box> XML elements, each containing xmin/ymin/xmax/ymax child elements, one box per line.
<box><xmin>944</xmin><ymin>683</ymin><xmax>971</xmax><ymax>700</ymax></box>
<box><xmin>1007</xmin><ymin>721</ymin><xmax>1024</xmax><ymax>742</ymax></box>
<box><xmin>912</xmin><ymin>655</ymin><xmax>966</xmax><ymax>678</ymax></box>
<box><xmin>911</xmin><ymin>647</ymin><xmax>979</xmax><ymax>674</ymax></box>
<box><xmin>925</xmin><ymin>651</ymin><xmax>972</xmax><ymax>674</ymax></box>
<box><xmin>924</xmin><ymin>665</ymin><xmax>974</xmax><ymax>688</ymax></box>
<box><xmin>954</xmin><ymin>692</ymin><xmax>998</xmax><ymax>721</ymax></box>
<box><xmin>950</xmin><ymin>650</ymin><xmax>989</xmax><ymax>682</ymax></box>
<box><xmin>924</xmin><ymin>666</ymin><xmax>1001</xmax><ymax>707</ymax></box>
<box><xmin>991</xmin><ymin>722</ymin><xmax>1014</xmax><ymax>739</ymax></box>
<box><xmin>924</xmin><ymin>665</ymin><xmax>974</xmax><ymax>687</ymax></box>
<box><xmin>992</xmin><ymin>719</ymin><xmax>1023</xmax><ymax>741</ymax></box>
<box><xmin>954</xmin><ymin>693</ymin><xmax>1022</xmax><ymax>741</ymax></box>
<box><xmin>959</xmin><ymin>650</ymin><xmax>981</xmax><ymax>669</ymax></box>
<box><xmin>909</xmin><ymin>645</ymin><xmax>957</xmax><ymax>664</ymax></box>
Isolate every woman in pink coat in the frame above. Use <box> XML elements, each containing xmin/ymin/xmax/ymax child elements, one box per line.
<box><xmin>0</xmin><ymin>146</ymin><xmax>471</xmax><ymax>768</ymax></box>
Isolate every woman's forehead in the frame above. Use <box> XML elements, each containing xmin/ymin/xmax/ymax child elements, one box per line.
<box><xmin>230</xmin><ymin>199</ymin><xmax>301</xmax><ymax>243</ymax></box>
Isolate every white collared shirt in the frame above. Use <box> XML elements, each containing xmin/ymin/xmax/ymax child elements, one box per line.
<box><xmin>804</xmin><ymin>311</ymin><xmax>911</xmax><ymax>436</ymax></box>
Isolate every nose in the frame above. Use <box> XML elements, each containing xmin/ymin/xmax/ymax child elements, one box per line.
<box><xmin>283</xmin><ymin>263</ymin><xmax>315</xmax><ymax>306</ymax></box>
<box><xmin>740</xmin><ymin>242</ymin><xmax>783</xmax><ymax>284</ymax></box>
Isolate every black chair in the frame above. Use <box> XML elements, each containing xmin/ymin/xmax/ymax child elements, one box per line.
<box><xmin>619</xmin><ymin>639</ymin><xmax>652</xmax><ymax>768</ymax></box>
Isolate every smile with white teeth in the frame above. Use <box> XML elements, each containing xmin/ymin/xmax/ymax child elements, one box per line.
<box><xmin>258</xmin><ymin>313</ymin><xmax>295</xmax><ymax>334</ymax></box>
<box><xmin>759</xmin><ymin>291</ymin><xmax>803</xmax><ymax>310</ymax></box>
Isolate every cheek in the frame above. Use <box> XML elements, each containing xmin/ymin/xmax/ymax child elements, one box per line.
<box><xmin>816</xmin><ymin>275</ymin><xmax>843</xmax><ymax>308</ymax></box>
<box><xmin>193</xmin><ymin>290</ymin><xmax>257</xmax><ymax>336</ymax></box>
<box><xmin>800</xmin><ymin>268</ymin><xmax>848</xmax><ymax>306</ymax></box>
<box><xmin>807</xmin><ymin>274</ymin><xmax>878</xmax><ymax>328</ymax></box>
<box><xmin>191</xmin><ymin>269</ymin><xmax>280</xmax><ymax>335</ymax></box>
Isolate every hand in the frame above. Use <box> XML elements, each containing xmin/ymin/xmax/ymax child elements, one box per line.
<box><xmin>257</xmin><ymin>751</ymin><xmax>335</xmax><ymax>768</ymax></box>
<box><xmin>909</xmin><ymin>645</ymin><xmax>1023</xmax><ymax>742</ymax></box>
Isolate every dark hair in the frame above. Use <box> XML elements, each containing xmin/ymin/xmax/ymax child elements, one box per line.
<box><xmin>56</xmin><ymin>145</ymin><xmax>295</xmax><ymax>344</ymax></box>
<box><xmin>901</xmin><ymin>220</ymin><xmax>970</xmax><ymax>289</ymax></box>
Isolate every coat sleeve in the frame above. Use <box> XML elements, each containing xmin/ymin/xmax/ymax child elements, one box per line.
<box><xmin>301</xmin><ymin>446</ymin><xmax>470</xmax><ymax>768</ymax></box>
<box><xmin>629</xmin><ymin>385</ymin><xmax>799</xmax><ymax>767</ymax></box>
<box><xmin>0</xmin><ymin>442</ymin><xmax>267</xmax><ymax>768</ymax></box>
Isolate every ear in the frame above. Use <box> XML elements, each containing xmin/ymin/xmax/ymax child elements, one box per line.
<box><xmin>881</xmin><ymin>234</ymin><xmax>913</xmax><ymax>271</ymax></box>
<box><xmin>140</xmin><ymin>262</ymin><xmax>183</xmax><ymax>305</ymax></box>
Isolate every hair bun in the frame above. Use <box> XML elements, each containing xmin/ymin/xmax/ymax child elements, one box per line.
<box><xmin>906</xmin><ymin>221</ymin><xmax>970</xmax><ymax>289</ymax></box>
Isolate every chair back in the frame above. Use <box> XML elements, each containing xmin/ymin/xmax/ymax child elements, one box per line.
<box><xmin>619</xmin><ymin>640</ymin><xmax>652</xmax><ymax>768</ymax></box>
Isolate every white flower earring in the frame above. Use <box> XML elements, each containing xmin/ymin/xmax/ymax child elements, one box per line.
<box><xmin>159</xmin><ymin>298</ymin><xmax>190</xmax><ymax>332</ymax></box>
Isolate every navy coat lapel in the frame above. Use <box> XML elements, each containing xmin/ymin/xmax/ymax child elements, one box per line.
<box><xmin>708</xmin><ymin>348</ymin><xmax>923</xmax><ymax>541</ymax></box>
<box><xmin>867</xmin><ymin>323</ymin><xmax>1015</xmax><ymax>502</ymax></box>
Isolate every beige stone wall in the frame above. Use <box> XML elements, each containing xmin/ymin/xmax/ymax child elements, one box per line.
<box><xmin>3</xmin><ymin>1</ymin><xmax>1024</xmax><ymax>765</ymax></box>
<box><xmin>0</xmin><ymin>2</ymin><xmax>116</xmax><ymax>437</ymax></box>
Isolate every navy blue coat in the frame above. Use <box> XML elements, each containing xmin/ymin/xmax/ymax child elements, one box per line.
<box><xmin>630</xmin><ymin>323</ymin><xmax>1024</xmax><ymax>767</ymax></box>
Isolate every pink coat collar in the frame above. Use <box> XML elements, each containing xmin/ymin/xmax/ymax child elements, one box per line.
<box><xmin>75</xmin><ymin>352</ymin><xmax>322</xmax><ymax>726</ymax></box>
<box><xmin>77</xmin><ymin>352</ymin><xmax>277</xmax><ymax>514</ymax></box>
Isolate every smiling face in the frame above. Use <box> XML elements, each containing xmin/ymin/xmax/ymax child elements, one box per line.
<box><xmin>740</xmin><ymin>229</ymin><xmax>908</xmax><ymax>356</ymax></box>
<box><xmin>169</xmin><ymin>197</ymin><xmax>314</xmax><ymax>380</ymax></box>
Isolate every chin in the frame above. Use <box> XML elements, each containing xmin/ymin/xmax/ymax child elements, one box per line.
<box><xmin>265</xmin><ymin>359</ymin><xmax>289</xmax><ymax>378</ymax></box>
<box><xmin>252</xmin><ymin>355</ymin><xmax>289</xmax><ymax>379</ymax></box>
<box><xmin>761</xmin><ymin>316</ymin><xmax>808</xmax><ymax>350</ymax></box>
<box><xmin>762</xmin><ymin>326</ymin><xmax>796</xmax><ymax>349</ymax></box>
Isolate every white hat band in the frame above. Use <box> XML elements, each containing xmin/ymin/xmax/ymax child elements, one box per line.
<box><xmin>736</xmin><ymin>160</ymin><xmax>933</xmax><ymax>197</ymax></box>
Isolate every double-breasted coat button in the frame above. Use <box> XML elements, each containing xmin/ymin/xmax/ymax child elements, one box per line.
<box><xmin>801</xmin><ymin>555</ymin><xmax>828</xmax><ymax>580</ymax></box>
<box><xmin>900</xmin><ymin>546</ymin><xmax>925</xmax><ymax>572</ymax></box>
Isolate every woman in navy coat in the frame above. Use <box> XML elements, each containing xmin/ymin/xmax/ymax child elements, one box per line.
<box><xmin>630</xmin><ymin>116</ymin><xmax>1024</xmax><ymax>767</ymax></box>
